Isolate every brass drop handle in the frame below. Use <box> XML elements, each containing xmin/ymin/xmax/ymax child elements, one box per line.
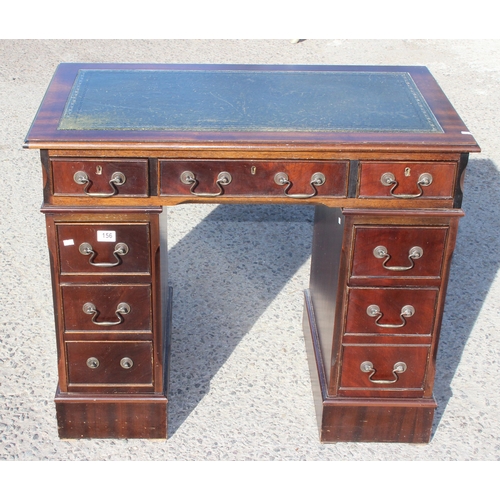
<box><xmin>360</xmin><ymin>361</ymin><xmax>407</xmax><ymax>384</ymax></box>
<box><xmin>79</xmin><ymin>242</ymin><xmax>129</xmax><ymax>267</ymax></box>
<box><xmin>180</xmin><ymin>170</ymin><xmax>232</xmax><ymax>197</ymax></box>
<box><xmin>366</xmin><ymin>304</ymin><xmax>415</xmax><ymax>328</ymax></box>
<box><xmin>73</xmin><ymin>170</ymin><xmax>127</xmax><ymax>197</ymax></box>
<box><xmin>373</xmin><ymin>245</ymin><xmax>423</xmax><ymax>271</ymax></box>
<box><xmin>82</xmin><ymin>302</ymin><xmax>131</xmax><ymax>326</ymax></box>
<box><xmin>120</xmin><ymin>357</ymin><xmax>134</xmax><ymax>369</ymax></box>
<box><xmin>274</xmin><ymin>172</ymin><xmax>326</xmax><ymax>199</ymax></box>
<box><xmin>86</xmin><ymin>357</ymin><xmax>100</xmax><ymax>369</ymax></box>
<box><xmin>380</xmin><ymin>172</ymin><xmax>433</xmax><ymax>199</ymax></box>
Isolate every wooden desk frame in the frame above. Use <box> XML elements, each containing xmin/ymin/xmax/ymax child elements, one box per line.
<box><xmin>25</xmin><ymin>64</ymin><xmax>480</xmax><ymax>442</ymax></box>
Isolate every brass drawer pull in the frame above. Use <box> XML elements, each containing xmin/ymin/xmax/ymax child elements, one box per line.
<box><xmin>366</xmin><ymin>304</ymin><xmax>415</xmax><ymax>328</ymax></box>
<box><xmin>82</xmin><ymin>302</ymin><xmax>131</xmax><ymax>326</ymax></box>
<box><xmin>73</xmin><ymin>170</ymin><xmax>127</xmax><ymax>197</ymax></box>
<box><xmin>380</xmin><ymin>172</ymin><xmax>433</xmax><ymax>199</ymax></box>
<box><xmin>274</xmin><ymin>172</ymin><xmax>326</xmax><ymax>199</ymax></box>
<box><xmin>373</xmin><ymin>245</ymin><xmax>423</xmax><ymax>271</ymax></box>
<box><xmin>180</xmin><ymin>170</ymin><xmax>232</xmax><ymax>197</ymax></box>
<box><xmin>360</xmin><ymin>361</ymin><xmax>407</xmax><ymax>384</ymax></box>
<box><xmin>79</xmin><ymin>242</ymin><xmax>129</xmax><ymax>267</ymax></box>
<box><xmin>86</xmin><ymin>357</ymin><xmax>100</xmax><ymax>369</ymax></box>
<box><xmin>120</xmin><ymin>357</ymin><xmax>134</xmax><ymax>369</ymax></box>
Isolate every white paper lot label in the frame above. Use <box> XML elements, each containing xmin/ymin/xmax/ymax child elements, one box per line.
<box><xmin>97</xmin><ymin>230</ymin><xmax>116</xmax><ymax>242</ymax></box>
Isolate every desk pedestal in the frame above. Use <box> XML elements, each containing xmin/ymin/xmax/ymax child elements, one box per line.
<box><xmin>303</xmin><ymin>206</ymin><xmax>461</xmax><ymax>442</ymax></box>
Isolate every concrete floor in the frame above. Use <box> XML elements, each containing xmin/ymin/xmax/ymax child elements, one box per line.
<box><xmin>1</xmin><ymin>40</ymin><xmax>499</xmax><ymax>461</ymax></box>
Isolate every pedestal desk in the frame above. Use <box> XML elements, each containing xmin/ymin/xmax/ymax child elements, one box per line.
<box><xmin>25</xmin><ymin>64</ymin><xmax>480</xmax><ymax>442</ymax></box>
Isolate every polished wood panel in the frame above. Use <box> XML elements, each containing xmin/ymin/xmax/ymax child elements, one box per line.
<box><xmin>320</xmin><ymin>399</ymin><xmax>436</xmax><ymax>443</ymax></box>
<box><xmin>55</xmin><ymin>392</ymin><xmax>167</xmax><ymax>439</ymax></box>
<box><xmin>307</xmin><ymin>206</ymin><xmax>345</xmax><ymax>384</ymax></box>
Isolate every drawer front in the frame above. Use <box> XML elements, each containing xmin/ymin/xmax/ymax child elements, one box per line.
<box><xmin>57</xmin><ymin>223</ymin><xmax>151</xmax><ymax>275</ymax></box>
<box><xmin>52</xmin><ymin>158</ymin><xmax>149</xmax><ymax>197</ymax></box>
<box><xmin>339</xmin><ymin>345</ymin><xmax>429</xmax><ymax>393</ymax></box>
<box><xmin>160</xmin><ymin>160</ymin><xmax>348</xmax><ymax>198</ymax></box>
<box><xmin>358</xmin><ymin>161</ymin><xmax>456</xmax><ymax>199</ymax></box>
<box><xmin>345</xmin><ymin>287</ymin><xmax>438</xmax><ymax>335</ymax></box>
<box><xmin>62</xmin><ymin>284</ymin><xmax>152</xmax><ymax>332</ymax></box>
<box><xmin>351</xmin><ymin>226</ymin><xmax>447</xmax><ymax>280</ymax></box>
<box><xmin>66</xmin><ymin>340</ymin><xmax>153</xmax><ymax>387</ymax></box>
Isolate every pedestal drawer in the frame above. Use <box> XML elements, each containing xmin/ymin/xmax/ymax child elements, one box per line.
<box><xmin>350</xmin><ymin>226</ymin><xmax>447</xmax><ymax>281</ymax></box>
<box><xmin>160</xmin><ymin>160</ymin><xmax>348</xmax><ymax>198</ymax></box>
<box><xmin>66</xmin><ymin>340</ymin><xmax>153</xmax><ymax>388</ymax></box>
<box><xmin>345</xmin><ymin>287</ymin><xmax>438</xmax><ymax>336</ymax></box>
<box><xmin>57</xmin><ymin>223</ymin><xmax>151</xmax><ymax>275</ymax></box>
<box><xmin>51</xmin><ymin>158</ymin><xmax>149</xmax><ymax>197</ymax></box>
<box><xmin>358</xmin><ymin>161</ymin><xmax>456</xmax><ymax>199</ymax></box>
<box><xmin>62</xmin><ymin>284</ymin><xmax>152</xmax><ymax>332</ymax></box>
<box><xmin>339</xmin><ymin>344</ymin><xmax>429</xmax><ymax>396</ymax></box>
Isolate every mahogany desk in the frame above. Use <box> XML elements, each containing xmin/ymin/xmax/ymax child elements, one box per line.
<box><xmin>25</xmin><ymin>64</ymin><xmax>480</xmax><ymax>442</ymax></box>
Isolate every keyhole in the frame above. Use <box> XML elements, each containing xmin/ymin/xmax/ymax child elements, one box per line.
<box><xmin>96</xmin><ymin>165</ymin><xmax>102</xmax><ymax>175</ymax></box>
<box><xmin>404</xmin><ymin>167</ymin><xmax>411</xmax><ymax>177</ymax></box>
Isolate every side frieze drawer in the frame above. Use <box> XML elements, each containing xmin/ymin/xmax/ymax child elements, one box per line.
<box><xmin>51</xmin><ymin>158</ymin><xmax>149</xmax><ymax>197</ymax></box>
<box><xmin>358</xmin><ymin>161</ymin><xmax>456</xmax><ymax>199</ymax></box>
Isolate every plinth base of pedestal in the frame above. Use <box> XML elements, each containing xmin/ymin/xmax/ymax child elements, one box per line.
<box><xmin>55</xmin><ymin>391</ymin><xmax>168</xmax><ymax>439</ymax></box>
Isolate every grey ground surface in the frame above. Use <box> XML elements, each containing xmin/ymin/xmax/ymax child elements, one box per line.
<box><xmin>1</xmin><ymin>40</ymin><xmax>499</xmax><ymax>460</ymax></box>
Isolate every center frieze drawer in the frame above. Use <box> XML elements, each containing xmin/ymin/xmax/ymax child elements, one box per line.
<box><xmin>350</xmin><ymin>226</ymin><xmax>448</xmax><ymax>281</ymax></box>
<box><xmin>61</xmin><ymin>284</ymin><xmax>152</xmax><ymax>332</ymax></box>
<box><xmin>159</xmin><ymin>160</ymin><xmax>348</xmax><ymax>198</ymax></box>
<box><xmin>57</xmin><ymin>223</ymin><xmax>151</xmax><ymax>275</ymax></box>
<box><xmin>345</xmin><ymin>287</ymin><xmax>439</xmax><ymax>336</ymax></box>
<box><xmin>66</xmin><ymin>340</ymin><xmax>154</xmax><ymax>388</ymax></box>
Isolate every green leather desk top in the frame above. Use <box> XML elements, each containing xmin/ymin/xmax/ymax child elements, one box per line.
<box><xmin>58</xmin><ymin>69</ymin><xmax>442</xmax><ymax>133</ymax></box>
